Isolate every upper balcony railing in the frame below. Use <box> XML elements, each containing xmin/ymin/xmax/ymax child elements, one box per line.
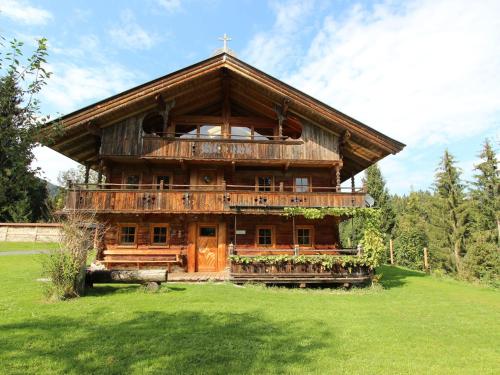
<box><xmin>64</xmin><ymin>183</ymin><xmax>366</xmax><ymax>214</ymax></box>
<box><xmin>100</xmin><ymin>133</ymin><xmax>339</xmax><ymax>162</ymax></box>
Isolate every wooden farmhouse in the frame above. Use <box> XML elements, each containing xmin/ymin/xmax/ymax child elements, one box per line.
<box><xmin>44</xmin><ymin>52</ymin><xmax>404</xmax><ymax>284</ymax></box>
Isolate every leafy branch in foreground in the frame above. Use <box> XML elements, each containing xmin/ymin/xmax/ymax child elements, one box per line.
<box><xmin>0</xmin><ymin>36</ymin><xmax>54</xmax><ymax>222</ymax></box>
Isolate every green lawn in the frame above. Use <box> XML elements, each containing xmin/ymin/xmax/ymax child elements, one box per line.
<box><xmin>0</xmin><ymin>241</ymin><xmax>59</xmax><ymax>252</ymax></box>
<box><xmin>0</xmin><ymin>255</ymin><xmax>498</xmax><ymax>375</ymax></box>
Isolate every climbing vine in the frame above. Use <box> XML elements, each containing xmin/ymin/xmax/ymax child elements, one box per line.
<box><xmin>285</xmin><ymin>207</ymin><xmax>385</xmax><ymax>268</ymax></box>
<box><xmin>229</xmin><ymin>254</ymin><xmax>372</xmax><ymax>269</ymax></box>
<box><xmin>229</xmin><ymin>207</ymin><xmax>385</xmax><ymax>269</ymax></box>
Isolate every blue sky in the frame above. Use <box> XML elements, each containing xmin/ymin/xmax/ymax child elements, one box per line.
<box><xmin>1</xmin><ymin>0</ymin><xmax>498</xmax><ymax>194</ymax></box>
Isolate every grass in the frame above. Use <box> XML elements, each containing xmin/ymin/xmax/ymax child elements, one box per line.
<box><xmin>0</xmin><ymin>255</ymin><xmax>498</xmax><ymax>375</ymax></box>
<box><xmin>0</xmin><ymin>241</ymin><xmax>59</xmax><ymax>252</ymax></box>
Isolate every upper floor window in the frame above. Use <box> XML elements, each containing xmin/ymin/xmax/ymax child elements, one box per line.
<box><xmin>142</xmin><ymin>113</ymin><xmax>164</xmax><ymax>136</ymax></box>
<box><xmin>231</xmin><ymin>126</ymin><xmax>274</xmax><ymax>141</ymax></box>
<box><xmin>256</xmin><ymin>176</ymin><xmax>274</xmax><ymax>192</ymax></box>
<box><xmin>178</xmin><ymin>124</ymin><xmax>222</xmax><ymax>139</ymax></box>
<box><xmin>125</xmin><ymin>175</ymin><xmax>140</xmax><ymax>189</ymax></box>
<box><xmin>294</xmin><ymin>177</ymin><xmax>310</xmax><ymax>192</ymax></box>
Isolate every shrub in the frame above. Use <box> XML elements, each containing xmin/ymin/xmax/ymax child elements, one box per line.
<box><xmin>394</xmin><ymin>228</ymin><xmax>428</xmax><ymax>270</ymax></box>
<box><xmin>41</xmin><ymin>211</ymin><xmax>97</xmax><ymax>300</ymax></box>
<box><xmin>463</xmin><ymin>241</ymin><xmax>499</xmax><ymax>286</ymax></box>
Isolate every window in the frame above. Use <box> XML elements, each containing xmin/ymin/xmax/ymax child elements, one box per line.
<box><xmin>256</xmin><ymin>176</ymin><xmax>274</xmax><ymax>192</ymax></box>
<box><xmin>155</xmin><ymin>175</ymin><xmax>171</xmax><ymax>190</ymax></box>
<box><xmin>296</xmin><ymin>226</ymin><xmax>313</xmax><ymax>247</ymax></box>
<box><xmin>253</xmin><ymin>127</ymin><xmax>274</xmax><ymax>140</ymax></box>
<box><xmin>177</xmin><ymin>124</ymin><xmax>198</xmax><ymax>138</ymax></box>
<box><xmin>199</xmin><ymin>125</ymin><xmax>222</xmax><ymax>139</ymax></box>
<box><xmin>177</xmin><ymin>124</ymin><xmax>222</xmax><ymax>139</ymax></box>
<box><xmin>119</xmin><ymin>225</ymin><xmax>136</xmax><ymax>245</ymax></box>
<box><xmin>257</xmin><ymin>226</ymin><xmax>274</xmax><ymax>247</ymax></box>
<box><xmin>230</xmin><ymin>126</ymin><xmax>274</xmax><ymax>140</ymax></box>
<box><xmin>231</xmin><ymin>126</ymin><xmax>252</xmax><ymax>140</ymax></box>
<box><xmin>142</xmin><ymin>113</ymin><xmax>164</xmax><ymax>136</ymax></box>
<box><xmin>199</xmin><ymin>226</ymin><xmax>216</xmax><ymax>237</ymax></box>
<box><xmin>295</xmin><ymin>177</ymin><xmax>310</xmax><ymax>192</ymax></box>
<box><xmin>151</xmin><ymin>225</ymin><xmax>168</xmax><ymax>245</ymax></box>
<box><xmin>125</xmin><ymin>175</ymin><xmax>140</xmax><ymax>189</ymax></box>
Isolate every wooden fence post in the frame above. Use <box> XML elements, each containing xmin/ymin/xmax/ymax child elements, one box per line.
<box><xmin>389</xmin><ymin>238</ymin><xmax>394</xmax><ymax>265</ymax></box>
<box><xmin>423</xmin><ymin>247</ymin><xmax>429</xmax><ymax>273</ymax></box>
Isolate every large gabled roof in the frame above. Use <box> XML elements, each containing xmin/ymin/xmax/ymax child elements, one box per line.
<box><xmin>44</xmin><ymin>52</ymin><xmax>405</xmax><ymax>176</ymax></box>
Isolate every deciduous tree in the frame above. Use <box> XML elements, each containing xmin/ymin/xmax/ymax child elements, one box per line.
<box><xmin>0</xmin><ymin>36</ymin><xmax>52</xmax><ymax>221</ymax></box>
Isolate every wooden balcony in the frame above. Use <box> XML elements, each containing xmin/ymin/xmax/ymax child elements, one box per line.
<box><xmin>101</xmin><ymin>135</ymin><xmax>339</xmax><ymax>164</ymax></box>
<box><xmin>64</xmin><ymin>184</ymin><xmax>366</xmax><ymax>214</ymax></box>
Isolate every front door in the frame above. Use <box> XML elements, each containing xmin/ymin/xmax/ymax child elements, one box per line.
<box><xmin>196</xmin><ymin>224</ymin><xmax>218</xmax><ymax>272</ymax></box>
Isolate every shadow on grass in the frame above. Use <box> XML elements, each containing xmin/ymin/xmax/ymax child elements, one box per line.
<box><xmin>377</xmin><ymin>265</ymin><xmax>426</xmax><ymax>289</ymax></box>
<box><xmin>85</xmin><ymin>285</ymin><xmax>140</xmax><ymax>296</ymax></box>
<box><xmin>0</xmin><ymin>310</ymin><xmax>332</xmax><ymax>374</ymax></box>
<box><xmin>85</xmin><ymin>284</ymin><xmax>187</xmax><ymax>297</ymax></box>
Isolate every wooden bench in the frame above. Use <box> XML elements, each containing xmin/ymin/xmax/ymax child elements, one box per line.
<box><xmin>100</xmin><ymin>248</ymin><xmax>184</xmax><ymax>270</ymax></box>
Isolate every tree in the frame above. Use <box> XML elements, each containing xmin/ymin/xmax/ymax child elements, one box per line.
<box><xmin>463</xmin><ymin>240</ymin><xmax>499</xmax><ymax>285</ymax></box>
<box><xmin>339</xmin><ymin>164</ymin><xmax>394</xmax><ymax>251</ymax></box>
<box><xmin>393</xmin><ymin>192</ymin><xmax>429</xmax><ymax>270</ymax></box>
<box><xmin>364</xmin><ymin>164</ymin><xmax>395</xmax><ymax>237</ymax></box>
<box><xmin>52</xmin><ymin>166</ymin><xmax>99</xmax><ymax>210</ymax></box>
<box><xmin>470</xmin><ymin>139</ymin><xmax>499</xmax><ymax>245</ymax></box>
<box><xmin>0</xmin><ymin>37</ymin><xmax>52</xmax><ymax>222</ymax></box>
<box><xmin>434</xmin><ymin>150</ymin><xmax>470</xmax><ymax>274</ymax></box>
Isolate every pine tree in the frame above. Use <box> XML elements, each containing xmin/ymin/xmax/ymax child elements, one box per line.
<box><xmin>339</xmin><ymin>164</ymin><xmax>394</xmax><ymax>250</ymax></box>
<box><xmin>470</xmin><ymin>139</ymin><xmax>499</xmax><ymax>244</ymax></box>
<box><xmin>434</xmin><ymin>150</ymin><xmax>469</xmax><ymax>274</ymax></box>
<box><xmin>393</xmin><ymin>192</ymin><xmax>430</xmax><ymax>270</ymax></box>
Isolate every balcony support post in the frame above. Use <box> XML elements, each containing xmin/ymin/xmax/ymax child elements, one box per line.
<box><xmin>274</xmin><ymin>98</ymin><xmax>289</xmax><ymax>139</ymax></box>
<box><xmin>84</xmin><ymin>162</ymin><xmax>90</xmax><ymax>188</ymax></box>
<box><xmin>335</xmin><ymin>164</ymin><xmax>341</xmax><ymax>192</ymax></box>
<box><xmin>97</xmin><ymin>159</ymin><xmax>104</xmax><ymax>185</ymax></box>
<box><xmin>233</xmin><ymin>215</ymin><xmax>237</xmax><ymax>247</ymax></box>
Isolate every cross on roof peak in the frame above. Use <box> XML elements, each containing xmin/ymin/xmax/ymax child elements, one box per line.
<box><xmin>218</xmin><ymin>33</ymin><xmax>232</xmax><ymax>53</ymax></box>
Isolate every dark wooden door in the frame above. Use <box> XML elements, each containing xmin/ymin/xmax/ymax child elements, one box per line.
<box><xmin>196</xmin><ymin>224</ymin><xmax>218</xmax><ymax>272</ymax></box>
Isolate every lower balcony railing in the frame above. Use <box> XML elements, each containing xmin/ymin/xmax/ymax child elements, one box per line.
<box><xmin>64</xmin><ymin>184</ymin><xmax>366</xmax><ymax>214</ymax></box>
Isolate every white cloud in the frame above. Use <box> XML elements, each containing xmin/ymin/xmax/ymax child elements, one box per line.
<box><xmin>42</xmin><ymin>62</ymin><xmax>138</xmax><ymax>114</ymax></box>
<box><xmin>245</xmin><ymin>0</ymin><xmax>500</xmax><ymax>193</ymax></box>
<box><xmin>34</xmin><ymin>60</ymin><xmax>138</xmax><ymax>178</ymax></box>
<box><xmin>242</xmin><ymin>0</ymin><xmax>315</xmax><ymax>76</ymax></box>
<box><xmin>156</xmin><ymin>0</ymin><xmax>181</xmax><ymax>13</ymax></box>
<box><xmin>286</xmin><ymin>0</ymin><xmax>500</xmax><ymax>148</ymax></box>
<box><xmin>109</xmin><ymin>9</ymin><xmax>158</xmax><ymax>50</ymax></box>
<box><xmin>0</xmin><ymin>0</ymin><xmax>52</xmax><ymax>25</ymax></box>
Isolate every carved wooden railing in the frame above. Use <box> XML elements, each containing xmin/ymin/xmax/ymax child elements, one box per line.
<box><xmin>64</xmin><ymin>184</ymin><xmax>366</xmax><ymax>214</ymax></box>
<box><xmin>139</xmin><ymin>137</ymin><xmax>318</xmax><ymax>161</ymax></box>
